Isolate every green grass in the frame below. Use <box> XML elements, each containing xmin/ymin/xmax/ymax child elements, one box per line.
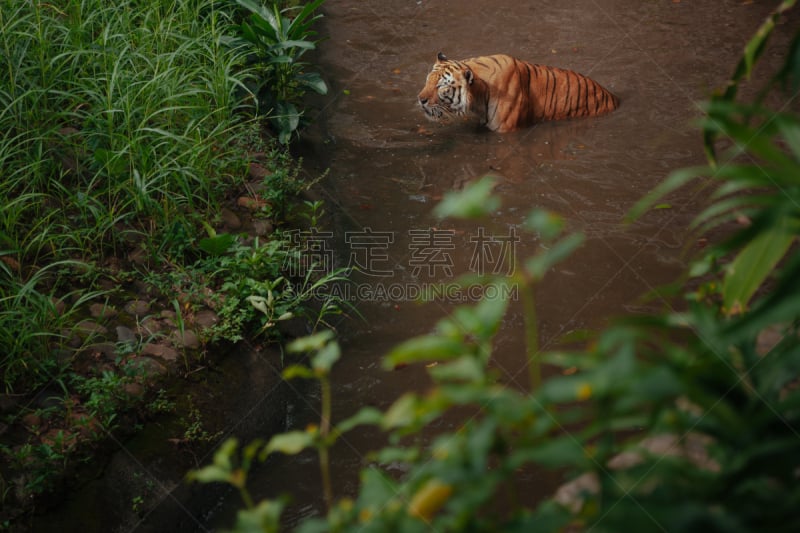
<box><xmin>0</xmin><ymin>0</ymin><xmax>264</xmax><ymax>394</ymax></box>
<box><xmin>0</xmin><ymin>0</ymin><xmax>257</xmax><ymax>261</ymax></box>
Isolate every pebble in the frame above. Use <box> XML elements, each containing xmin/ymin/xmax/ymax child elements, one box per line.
<box><xmin>124</xmin><ymin>300</ymin><xmax>151</xmax><ymax>316</ymax></box>
<box><xmin>141</xmin><ymin>342</ymin><xmax>180</xmax><ymax>362</ymax></box>
<box><xmin>90</xmin><ymin>302</ymin><xmax>118</xmax><ymax>319</ymax></box>
<box><xmin>220</xmin><ymin>208</ymin><xmax>242</xmax><ymax>230</ymax></box>
<box><xmin>251</xmin><ymin>219</ymin><xmax>274</xmax><ymax>237</ymax></box>
<box><xmin>116</xmin><ymin>326</ymin><xmax>137</xmax><ymax>344</ymax></box>
<box><xmin>76</xmin><ymin>320</ymin><xmax>108</xmax><ymax>335</ymax></box>
<box><xmin>194</xmin><ymin>309</ymin><xmax>219</xmax><ymax>328</ymax></box>
<box><xmin>132</xmin><ymin>356</ymin><xmax>168</xmax><ymax>377</ymax></box>
<box><xmin>172</xmin><ymin>329</ymin><xmax>200</xmax><ymax>350</ymax></box>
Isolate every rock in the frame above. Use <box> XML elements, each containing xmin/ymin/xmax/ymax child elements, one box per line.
<box><xmin>141</xmin><ymin>342</ymin><xmax>180</xmax><ymax>362</ymax></box>
<box><xmin>124</xmin><ymin>300</ymin><xmax>151</xmax><ymax>317</ymax></box>
<box><xmin>236</xmin><ymin>196</ymin><xmax>268</xmax><ymax>211</ymax></box>
<box><xmin>220</xmin><ymin>208</ymin><xmax>242</xmax><ymax>230</ymax></box>
<box><xmin>21</xmin><ymin>413</ymin><xmax>42</xmax><ymax>431</ymax></box>
<box><xmin>116</xmin><ymin>326</ymin><xmax>137</xmax><ymax>344</ymax></box>
<box><xmin>171</xmin><ymin>329</ymin><xmax>200</xmax><ymax>350</ymax></box>
<box><xmin>41</xmin><ymin>428</ymin><xmax>78</xmax><ymax>452</ymax></box>
<box><xmin>90</xmin><ymin>302</ymin><xmax>118</xmax><ymax>319</ymax></box>
<box><xmin>86</xmin><ymin>342</ymin><xmax>117</xmax><ymax>359</ymax></box>
<box><xmin>131</xmin><ymin>356</ymin><xmax>168</xmax><ymax>378</ymax></box>
<box><xmin>121</xmin><ymin>382</ymin><xmax>145</xmax><ymax>399</ymax></box>
<box><xmin>194</xmin><ymin>309</ymin><xmax>219</xmax><ymax>329</ymax></box>
<box><xmin>76</xmin><ymin>320</ymin><xmax>108</xmax><ymax>336</ymax></box>
<box><xmin>138</xmin><ymin>317</ymin><xmax>162</xmax><ymax>337</ymax></box>
<box><xmin>251</xmin><ymin>219</ymin><xmax>274</xmax><ymax>237</ymax></box>
<box><xmin>248</xmin><ymin>162</ymin><xmax>271</xmax><ymax>180</ymax></box>
<box><xmin>127</xmin><ymin>246</ymin><xmax>148</xmax><ymax>266</ymax></box>
<box><xmin>67</xmin><ymin>411</ymin><xmax>101</xmax><ymax>439</ymax></box>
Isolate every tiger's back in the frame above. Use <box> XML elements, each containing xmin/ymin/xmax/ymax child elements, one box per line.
<box><xmin>418</xmin><ymin>53</ymin><xmax>619</xmax><ymax>132</ymax></box>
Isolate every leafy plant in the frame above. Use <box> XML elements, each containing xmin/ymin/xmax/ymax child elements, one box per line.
<box><xmin>226</xmin><ymin>0</ymin><xmax>328</xmax><ymax>143</ymax></box>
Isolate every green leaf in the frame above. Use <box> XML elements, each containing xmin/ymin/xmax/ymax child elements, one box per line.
<box><xmin>236</xmin><ymin>0</ymin><xmax>273</xmax><ymax>20</ymax></box>
<box><xmin>434</xmin><ymin>175</ymin><xmax>501</xmax><ymax>219</ymax></box>
<box><xmin>336</xmin><ymin>407</ymin><xmax>384</xmax><ymax>433</ymax></box>
<box><xmin>282</xmin><ymin>364</ymin><xmax>316</xmax><ymax>380</ymax></box>
<box><xmin>188</xmin><ymin>464</ymin><xmax>232</xmax><ymax>485</ymax></box>
<box><xmin>510</xmin><ymin>434</ymin><xmax>589</xmax><ymax>469</ymax></box>
<box><xmin>524</xmin><ymin>209</ymin><xmax>565</xmax><ymax>241</ymax></box>
<box><xmin>288</xmin><ymin>330</ymin><xmax>335</xmax><ymax>353</ymax></box>
<box><xmin>269</xmin><ymin>40</ymin><xmax>316</xmax><ymax>51</ymax></box>
<box><xmin>428</xmin><ymin>356</ymin><xmax>485</xmax><ymax>383</ymax></box>
<box><xmin>198</xmin><ymin>233</ymin><xmax>236</xmax><ymax>256</ymax></box>
<box><xmin>311</xmin><ymin>341</ymin><xmax>340</xmax><ymax>374</ymax></box>
<box><xmin>357</xmin><ymin>468</ymin><xmax>399</xmax><ymax>510</ymax></box>
<box><xmin>383</xmin><ymin>335</ymin><xmax>466</xmax><ymax>369</ymax></box>
<box><xmin>263</xmin><ymin>430</ymin><xmax>315</xmax><ymax>457</ymax></box>
<box><xmin>232</xmin><ymin>499</ymin><xmax>286</xmax><ymax>533</ymax></box>
<box><xmin>188</xmin><ymin>438</ymin><xmax>239</xmax><ymax>484</ymax></box>
<box><xmin>296</xmin><ymin>72</ymin><xmax>328</xmax><ymax>95</ymax></box>
<box><xmin>525</xmin><ymin>233</ymin><xmax>584</xmax><ymax>280</ymax></box>
<box><xmin>272</xmin><ymin>101</ymin><xmax>301</xmax><ymax>144</ymax></box>
<box><xmin>722</xmin><ymin>223</ymin><xmax>794</xmax><ymax>314</ymax></box>
<box><xmin>627</xmin><ymin>165</ymin><xmax>709</xmax><ymax>222</ymax></box>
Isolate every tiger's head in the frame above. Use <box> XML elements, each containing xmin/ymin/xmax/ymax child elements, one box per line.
<box><xmin>418</xmin><ymin>52</ymin><xmax>474</xmax><ymax>122</ymax></box>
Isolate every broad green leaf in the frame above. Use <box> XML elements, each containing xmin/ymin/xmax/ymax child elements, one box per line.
<box><xmin>286</xmin><ymin>0</ymin><xmax>326</xmax><ymax>38</ymax></box>
<box><xmin>510</xmin><ymin>434</ymin><xmax>588</xmax><ymax>469</ymax></box>
<box><xmin>188</xmin><ymin>464</ymin><xmax>233</xmax><ymax>485</ymax></box>
<box><xmin>357</xmin><ymin>468</ymin><xmax>399</xmax><ymax>510</ymax></box>
<box><xmin>288</xmin><ymin>330</ymin><xmax>335</xmax><ymax>353</ymax></box>
<box><xmin>236</xmin><ymin>0</ymin><xmax>274</xmax><ymax>21</ymax></box>
<box><xmin>188</xmin><ymin>438</ymin><xmax>239</xmax><ymax>484</ymax></box>
<box><xmin>428</xmin><ymin>356</ymin><xmax>485</xmax><ymax>383</ymax></box>
<box><xmin>524</xmin><ymin>209</ymin><xmax>564</xmax><ymax>241</ymax></box>
<box><xmin>722</xmin><ymin>223</ymin><xmax>794</xmax><ymax>314</ymax></box>
<box><xmin>232</xmin><ymin>499</ymin><xmax>286</xmax><ymax>533</ymax></box>
<box><xmin>297</xmin><ymin>72</ymin><xmax>328</xmax><ymax>95</ymax></box>
<box><xmin>264</xmin><ymin>54</ymin><xmax>293</xmax><ymax>64</ymax></box>
<box><xmin>263</xmin><ymin>430</ymin><xmax>315</xmax><ymax>457</ymax></box>
<box><xmin>335</xmin><ymin>407</ymin><xmax>384</xmax><ymax>434</ymax></box>
<box><xmin>434</xmin><ymin>175</ymin><xmax>501</xmax><ymax>219</ymax></box>
<box><xmin>282</xmin><ymin>364</ymin><xmax>315</xmax><ymax>380</ymax></box>
<box><xmin>198</xmin><ymin>233</ymin><xmax>236</xmax><ymax>256</ymax></box>
<box><xmin>381</xmin><ymin>393</ymin><xmax>419</xmax><ymax>429</ymax></box>
<box><xmin>627</xmin><ymin>165</ymin><xmax>709</xmax><ymax>222</ymax></box>
<box><xmin>525</xmin><ymin>233</ymin><xmax>584</xmax><ymax>280</ymax></box>
<box><xmin>270</xmin><ymin>40</ymin><xmax>316</xmax><ymax>51</ymax></box>
<box><xmin>383</xmin><ymin>335</ymin><xmax>466</xmax><ymax>369</ymax></box>
<box><xmin>311</xmin><ymin>341</ymin><xmax>340</xmax><ymax>373</ymax></box>
<box><xmin>777</xmin><ymin>113</ymin><xmax>800</xmax><ymax>161</ymax></box>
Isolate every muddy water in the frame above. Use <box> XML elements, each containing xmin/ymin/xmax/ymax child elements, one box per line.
<box><xmin>28</xmin><ymin>2</ymin><xmax>798</xmax><ymax>532</ymax></box>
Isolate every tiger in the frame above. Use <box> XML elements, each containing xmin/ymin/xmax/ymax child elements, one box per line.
<box><xmin>417</xmin><ymin>52</ymin><xmax>619</xmax><ymax>132</ymax></box>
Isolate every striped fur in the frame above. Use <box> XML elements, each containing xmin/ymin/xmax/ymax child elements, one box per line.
<box><xmin>418</xmin><ymin>52</ymin><xmax>619</xmax><ymax>132</ymax></box>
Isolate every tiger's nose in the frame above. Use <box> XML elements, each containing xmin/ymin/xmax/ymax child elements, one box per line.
<box><xmin>418</xmin><ymin>96</ymin><xmax>428</xmax><ymax>105</ymax></box>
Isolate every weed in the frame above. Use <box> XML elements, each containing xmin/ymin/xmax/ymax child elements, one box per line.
<box><xmin>180</xmin><ymin>400</ymin><xmax>222</xmax><ymax>446</ymax></box>
<box><xmin>225</xmin><ymin>0</ymin><xmax>328</xmax><ymax>143</ymax></box>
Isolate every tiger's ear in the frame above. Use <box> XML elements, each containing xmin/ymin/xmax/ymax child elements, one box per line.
<box><xmin>465</xmin><ymin>69</ymin><xmax>474</xmax><ymax>84</ymax></box>
<box><xmin>437</xmin><ymin>52</ymin><xmax>447</xmax><ymax>62</ymax></box>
